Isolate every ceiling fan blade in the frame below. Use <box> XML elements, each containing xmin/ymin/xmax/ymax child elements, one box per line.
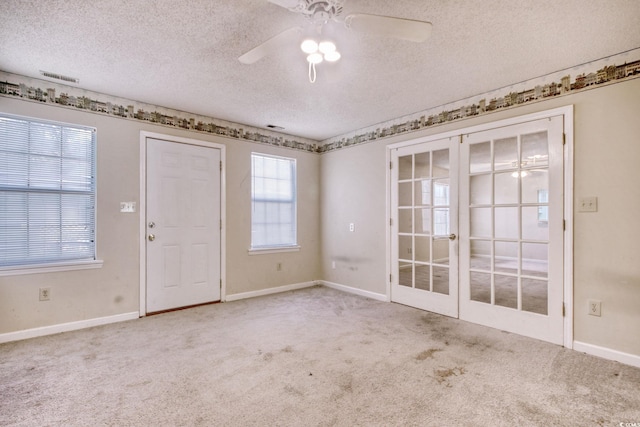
<box><xmin>344</xmin><ymin>14</ymin><xmax>432</xmax><ymax>43</ymax></box>
<box><xmin>239</xmin><ymin>26</ymin><xmax>303</xmax><ymax>64</ymax></box>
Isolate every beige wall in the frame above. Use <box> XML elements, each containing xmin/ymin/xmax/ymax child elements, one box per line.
<box><xmin>2</xmin><ymin>77</ymin><xmax>639</xmax><ymax>359</ymax></box>
<box><xmin>320</xmin><ymin>78</ymin><xmax>640</xmax><ymax>357</ymax></box>
<box><xmin>0</xmin><ymin>96</ymin><xmax>321</xmax><ymax>334</ymax></box>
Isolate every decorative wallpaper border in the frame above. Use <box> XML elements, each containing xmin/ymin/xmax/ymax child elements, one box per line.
<box><xmin>0</xmin><ymin>71</ymin><xmax>319</xmax><ymax>153</ymax></box>
<box><xmin>319</xmin><ymin>47</ymin><xmax>640</xmax><ymax>153</ymax></box>
<box><xmin>1</xmin><ymin>47</ymin><xmax>639</xmax><ymax>154</ymax></box>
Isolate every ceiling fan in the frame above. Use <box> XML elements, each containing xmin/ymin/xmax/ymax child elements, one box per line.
<box><xmin>238</xmin><ymin>0</ymin><xmax>432</xmax><ymax>82</ymax></box>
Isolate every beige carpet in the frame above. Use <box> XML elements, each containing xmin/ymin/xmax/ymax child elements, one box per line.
<box><xmin>1</xmin><ymin>285</ymin><xmax>639</xmax><ymax>426</ymax></box>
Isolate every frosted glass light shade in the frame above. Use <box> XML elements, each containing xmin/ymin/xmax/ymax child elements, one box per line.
<box><xmin>318</xmin><ymin>41</ymin><xmax>336</xmax><ymax>54</ymax></box>
<box><xmin>324</xmin><ymin>50</ymin><xmax>341</xmax><ymax>62</ymax></box>
<box><xmin>301</xmin><ymin>39</ymin><xmax>318</xmax><ymax>54</ymax></box>
<box><xmin>307</xmin><ymin>53</ymin><xmax>323</xmax><ymax>64</ymax></box>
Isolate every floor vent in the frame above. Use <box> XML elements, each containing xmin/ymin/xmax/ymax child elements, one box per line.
<box><xmin>39</xmin><ymin>70</ymin><xmax>79</xmax><ymax>84</ymax></box>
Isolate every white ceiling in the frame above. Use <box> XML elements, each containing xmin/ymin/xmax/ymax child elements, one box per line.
<box><xmin>1</xmin><ymin>0</ymin><xmax>639</xmax><ymax>142</ymax></box>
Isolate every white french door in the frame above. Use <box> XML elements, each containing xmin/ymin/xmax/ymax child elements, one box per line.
<box><xmin>145</xmin><ymin>138</ymin><xmax>221</xmax><ymax>313</ymax></box>
<box><xmin>390</xmin><ymin>114</ymin><xmax>566</xmax><ymax>345</ymax></box>
<box><xmin>390</xmin><ymin>137</ymin><xmax>459</xmax><ymax>318</ymax></box>
<box><xmin>459</xmin><ymin>116</ymin><xmax>564</xmax><ymax>345</ymax></box>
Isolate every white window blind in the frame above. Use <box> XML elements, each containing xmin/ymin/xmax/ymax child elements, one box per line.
<box><xmin>251</xmin><ymin>153</ymin><xmax>297</xmax><ymax>249</ymax></box>
<box><xmin>0</xmin><ymin>113</ymin><xmax>96</xmax><ymax>267</ymax></box>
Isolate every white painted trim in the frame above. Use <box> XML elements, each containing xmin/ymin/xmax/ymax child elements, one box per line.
<box><xmin>248</xmin><ymin>246</ymin><xmax>301</xmax><ymax>255</ymax></box>
<box><xmin>225</xmin><ymin>281</ymin><xmax>316</xmax><ymax>302</ymax></box>
<box><xmin>0</xmin><ymin>312</ymin><xmax>139</xmax><ymax>344</ymax></box>
<box><xmin>0</xmin><ymin>259</ymin><xmax>103</xmax><ymax>277</ymax></box>
<box><xmin>573</xmin><ymin>341</ymin><xmax>640</xmax><ymax>369</ymax></box>
<box><xmin>139</xmin><ymin>131</ymin><xmax>227</xmax><ymax>314</ymax></box>
<box><xmin>319</xmin><ymin>280</ymin><xmax>389</xmax><ymax>302</ymax></box>
<box><xmin>562</xmin><ymin>106</ymin><xmax>575</xmax><ymax>349</ymax></box>
<box><xmin>385</xmin><ymin>147</ymin><xmax>392</xmax><ymax>301</ymax></box>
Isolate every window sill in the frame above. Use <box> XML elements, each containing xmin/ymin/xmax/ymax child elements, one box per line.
<box><xmin>0</xmin><ymin>259</ymin><xmax>104</xmax><ymax>277</ymax></box>
<box><xmin>248</xmin><ymin>246</ymin><xmax>301</xmax><ymax>255</ymax></box>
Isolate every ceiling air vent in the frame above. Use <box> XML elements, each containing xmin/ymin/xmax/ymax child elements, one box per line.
<box><xmin>266</xmin><ymin>124</ymin><xmax>285</xmax><ymax>130</ymax></box>
<box><xmin>39</xmin><ymin>70</ymin><xmax>79</xmax><ymax>84</ymax></box>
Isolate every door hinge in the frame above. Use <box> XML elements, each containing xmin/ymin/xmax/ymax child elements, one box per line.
<box><xmin>220</xmin><ymin>161</ymin><xmax>223</xmax><ymax>171</ymax></box>
<box><xmin>390</xmin><ymin>218</ymin><xmax>393</xmax><ymax>227</ymax></box>
<box><xmin>563</xmin><ymin>219</ymin><xmax>566</xmax><ymax>231</ymax></box>
<box><xmin>220</xmin><ymin>219</ymin><xmax>222</xmax><ymax>230</ymax></box>
<box><xmin>389</xmin><ymin>274</ymin><xmax>392</xmax><ymax>283</ymax></box>
<box><xmin>389</xmin><ymin>161</ymin><xmax>393</xmax><ymax>170</ymax></box>
<box><xmin>562</xmin><ymin>133</ymin><xmax>566</xmax><ymax>145</ymax></box>
<box><xmin>562</xmin><ymin>303</ymin><xmax>565</xmax><ymax>317</ymax></box>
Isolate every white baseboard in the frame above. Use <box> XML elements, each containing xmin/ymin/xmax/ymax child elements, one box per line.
<box><xmin>224</xmin><ymin>281</ymin><xmax>317</xmax><ymax>302</ymax></box>
<box><xmin>0</xmin><ymin>311</ymin><xmax>139</xmax><ymax>344</ymax></box>
<box><xmin>319</xmin><ymin>280</ymin><xmax>389</xmax><ymax>302</ymax></box>
<box><xmin>573</xmin><ymin>341</ymin><xmax>640</xmax><ymax>369</ymax></box>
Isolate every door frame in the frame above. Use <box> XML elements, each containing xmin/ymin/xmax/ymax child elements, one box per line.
<box><xmin>386</xmin><ymin>106</ymin><xmax>574</xmax><ymax>348</ymax></box>
<box><xmin>139</xmin><ymin>131</ymin><xmax>226</xmax><ymax>316</ymax></box>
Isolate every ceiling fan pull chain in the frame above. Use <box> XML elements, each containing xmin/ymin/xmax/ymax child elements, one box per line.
<box><xmin>309</xmin><ymin>61</ymin><xmax>317</xmax><ymax>83</ymax></box>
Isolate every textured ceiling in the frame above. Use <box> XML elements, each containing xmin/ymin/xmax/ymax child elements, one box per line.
<box><xmin>1</xmin><ymin>0</ymin><xmax>639</xmax><ymax>141</ymax></box>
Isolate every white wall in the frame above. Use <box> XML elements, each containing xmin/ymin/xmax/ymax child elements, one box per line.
<box><xmin>320</xmin><ymin>78</ymin><xmax>640</xmax><ymax>357</ymax></box>
<box><xmin>0</xmin><ymin>96</ymin><xmax>321</xmax><ymax>334</ymax></box>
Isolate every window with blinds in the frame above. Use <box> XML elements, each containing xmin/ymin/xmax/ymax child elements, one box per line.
<box><xmin>251</xmin><ymin>153</ymin><xmax>297</xmax><ymax>249</ymax></box>
<box><xmin>0</xmin><ymin>113</ymin><xmax>96</xmax><ymax>267</ymax></box>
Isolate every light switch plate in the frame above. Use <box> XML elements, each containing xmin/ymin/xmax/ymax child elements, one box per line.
<box><xmin>120</xmin><ymin>202</ymin><xmax>136</xmax><ymax>213</ymax></box>
<box><xmin>579</xmin><ymin>197</ymin><xmax>597</xmax><ymax>212</ymax></box>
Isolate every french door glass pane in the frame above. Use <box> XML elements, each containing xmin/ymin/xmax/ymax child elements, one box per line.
<box><xmin>469</xmin><ymin>141</ymin><xmax>491</xmax><ymax>173</ymax></box>
<box><xmin>494</xmin><ymin>172</ymin><xmax>518</xmax><ymax>204</ymax></box>
<box><xmin>494</xmin><ymin>241</ymin><xmax>519</xmax><ymax>274</ymax></box>
<box><xmin>432</xmin><ymin>149</ymin><xmax>450</xmax><ymax>177</ymax></box>
<box><xmin>399</xmin><ymin>262</ymin><xmax>413</xmax><ymax>287</ymax></box>
<box><xmin>399</xmin><ymin>182</ymin><xmax>412</xmax><ymax>207</ymax></box>
<box><xmin>414</xmin><ymin>208</ymin><xmax>431</xmax><ymax>234</ymax></box>
<box><xmin>433</xmin><ymin>266</ymin><xmax>449</xmax><ymax>294</ymax></box>
<box><xmin>398</xmin><ymin>209</ymin><xmax>412</xmax><ymax>233</ymax></box>
<box><xmin>495</xmin><ymin>275</ymin><xmax>518</xmax><ymax>309</ymax></box>
<box><xmin>522</xmin><ymin>242</ymin><xmax>548</xmax><ymax>278</ymax></box>
<box><xmin>470</xmin><ymin>272</ymin><xmax>491</xmax><ymax>303</ymax></box>
<box><xmin>470</xmin><ymin>240</ymin><xmax>491</xmax><ymax>270</ymax></box>
<box><xmin>470</xmin><ymin>208</ymin><xmax>492</xmax><ymax>238</ymax></box>
<box><xmin>521</xmin><ymin>170</ymin><xmax>548</xmax><ymax>204</ymax></box>
<box><xmin>470</xmin><ymin>174</ymin><xmax>492</xmax><ymax>205</ymax></box>
<box><xmin>521</xmin><ymin>132</ymin><xmax>549</xmax><ymax>166</ymax></box>
<box><xmin>494</xmin><ymin>137</ymin><xmax>518</xmax><ymax>170</ymax></box>
<box><xmin>415</xmin><ymin>180</ymin><xmax>431</xmax><ymax>205</ymax></box>
<box><xmin>414</xmin><ymin>153</ymin><xmax>430</xmax><ymax>178</ymax></box>
<box><xmin>415</xmin><ymin>236</ymin><xmax>430</xmax><ymax>262</ymax></box>
<box><xmin>522</xmin><ymin>278</ymin><xmax>548</xmax><ymax>314</ymax></box>
<box><xmin>522</xmin><ymin>207</ymin><xmax>548</xmax><ymax>240</ymax></box>
<box><xmin>494</xmin><ymin>207</ymin><xmax>519</xmax><ymax>239</ymax></box>
<box><xmin>415</xmin><ymin>264</ymin><xmax>431</xmax><ymax>290</ymax></box>
<box><xmin>399</xmin><ymin>155</ymin><xmax>413</xmax><ymax>180</ymax></box>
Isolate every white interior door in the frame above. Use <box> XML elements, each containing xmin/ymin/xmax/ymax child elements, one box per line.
<box><xmin>459</xmin><ymin>116</ymin><xmax>564</xmax><ymax>345</ymax></box>
<box><xmin>390</xmin><ymin>137</ymin><xmax>459</xmax><ymax>318</ymax></box>
<box><xmin>146</xmin><ymin>138</ymin><xmax>221</xmax><ymax>313</ymax></box>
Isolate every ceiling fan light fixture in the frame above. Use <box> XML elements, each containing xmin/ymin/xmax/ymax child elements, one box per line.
<box><xmin>307</xmin><ymin>52</ymin><xmax>324</xmax><ymax>64</ymax></box>
<box><xmin>301</xmin><ymin>39</ymin><xmax>318</xmax><ymax>54</ymax></box>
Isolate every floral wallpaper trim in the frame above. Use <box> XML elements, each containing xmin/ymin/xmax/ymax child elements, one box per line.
<box><xmin>0</xmin><ymin>71</ymin><xmax>319</xmax><ymax>154</ymax></box>
<box><xmin>319</xmin><ymin>48</ymin><xmax>640</xmax><ymax>153</ymax></box>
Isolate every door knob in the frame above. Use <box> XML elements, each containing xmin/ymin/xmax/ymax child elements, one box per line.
<box><xmin>449</xmin><ymin>233</ymin><xmax>457</xmax><ymax>241</ymax></box>
<box><xmin>148</xmin><ymin>234</ymin><xmax>155</xmax><ymax>241</ymax></box>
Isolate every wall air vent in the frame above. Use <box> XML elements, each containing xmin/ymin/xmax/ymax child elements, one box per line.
<box><xmin>39</xmin><ymin>70</ymin><xmax>80</xmax><ymax>84</ymax></box>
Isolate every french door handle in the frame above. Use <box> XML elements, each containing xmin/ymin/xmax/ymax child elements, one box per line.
<box><xmin>148</xmin><ymin>234</ymin><xmax>155</xmax><ymax>242</ymax></box>
<box><xmin>449</xmin><ymin>234</ymin><xmax>457</xmax><ymax>241</ymax></box>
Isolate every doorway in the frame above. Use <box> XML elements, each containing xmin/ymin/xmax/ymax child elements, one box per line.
<box><xmin>389</xmin><ymin>108</ymin><xmax>572</xmax><ymax>346</ymax></box>
<box><xmin>139</xmin><ymin>132</ymin><xmax>225</xmax><ymax>315</ymax></box>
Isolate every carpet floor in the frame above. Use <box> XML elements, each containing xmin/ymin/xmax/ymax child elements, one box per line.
<box><xmin>1</xmin><ymin>285</ymin><xmax>639</xmax><ymax>426</ymax></box>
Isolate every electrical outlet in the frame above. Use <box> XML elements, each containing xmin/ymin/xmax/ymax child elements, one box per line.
<box><xmin>39</xmin><ymin>287</ymin><xmax>51</xmax><ymax>301</ymax></box>
<box><xmin>588</xmin><ymin>299</ymin><xmax>601</xmax><ymax>316</ymax></box>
